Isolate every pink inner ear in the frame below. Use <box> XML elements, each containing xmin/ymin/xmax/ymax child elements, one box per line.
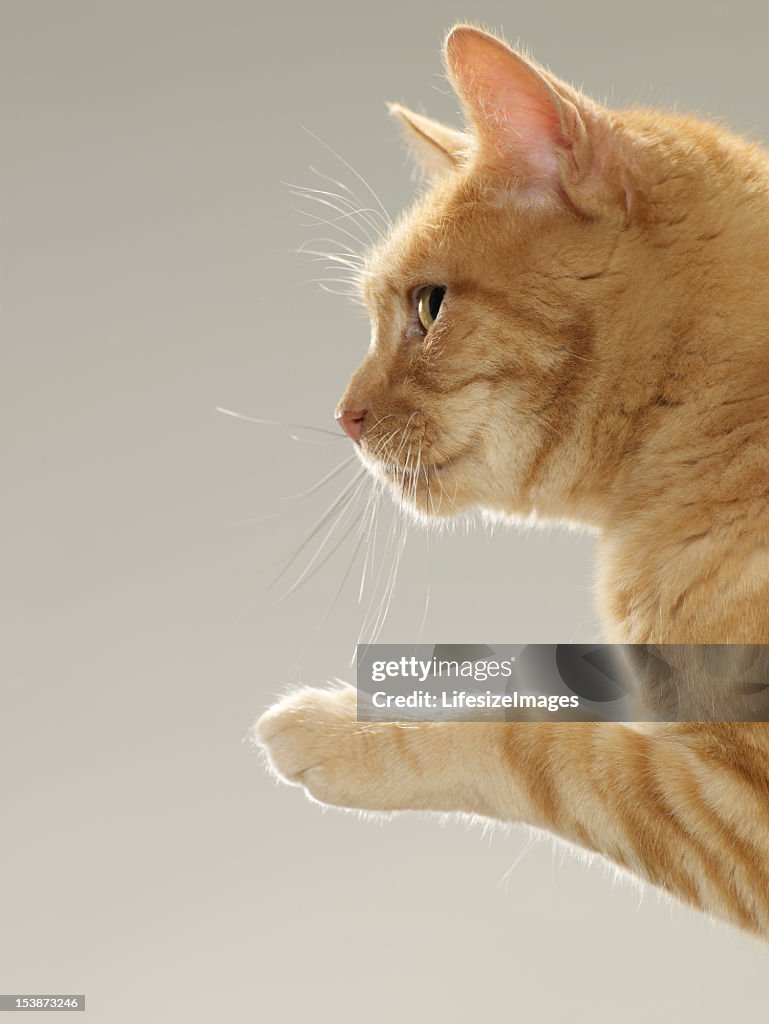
<box><xmin>446</xmin><ymin>29</ymin><xmax>569</xmax><ymax>180</ymax></box>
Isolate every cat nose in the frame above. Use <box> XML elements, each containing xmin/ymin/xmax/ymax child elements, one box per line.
<box><xmin>335</xmin><ymin>405</ymin><xmax>368</xmax><ymax>443</ymax></box>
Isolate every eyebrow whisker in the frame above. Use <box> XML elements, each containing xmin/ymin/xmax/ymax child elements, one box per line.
<box><xmin>298</xmin><ymin>125</ymin><xmax>393</xmax><ymax>229</ymax></box>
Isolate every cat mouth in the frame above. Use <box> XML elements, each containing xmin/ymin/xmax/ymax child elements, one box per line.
<box><xmin>360</xmin><ymin>439</ymin><xmax>475</xmax><ymax>491</ymax></box>
<box><xmin>363</xmin><ymin>446</ymin><xmax>475</xmax><ymax>516</ymax></box>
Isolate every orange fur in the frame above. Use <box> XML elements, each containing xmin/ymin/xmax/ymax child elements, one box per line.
<box><xmin>257</xmin><ymin>26</ymin><xmax>769</xmax><ymax>937</ymax></box>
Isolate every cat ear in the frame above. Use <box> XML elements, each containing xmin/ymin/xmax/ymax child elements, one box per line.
<box><xmin>388</xmin><ymin>103</ymin><xmax>469</xmax><ymax>178</ymax></box>
<box><xmin>444</xmin><ymin>26</ymin><xmax>611</xmax><ymax>208</ymax></box>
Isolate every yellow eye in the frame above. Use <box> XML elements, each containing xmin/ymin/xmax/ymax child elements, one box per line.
<box><xmin>416</xmin><ymin>285</ymin><xmax>446</xmax><ymax>332</ymax></box>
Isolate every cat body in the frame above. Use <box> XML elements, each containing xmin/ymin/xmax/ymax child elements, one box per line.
<box><xmin>257</xmin><ymin>26</ymin><xmax>769</xmax><ymax>937</ymax></box>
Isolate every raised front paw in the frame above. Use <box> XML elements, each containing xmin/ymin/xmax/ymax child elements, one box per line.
<box><xmin>255</xmin><ymin>684</ymin><xmax>382</xmax><ymax>809</ymax></box>
<box><xmin>255</xmin><ymin>684</ymin><xmax>353</xmax><ymax>782</ymax></box>
<box><xmin>255</xmin><ymin>684</ymin><xmax>489</xmax><ymax>815</ymax></box>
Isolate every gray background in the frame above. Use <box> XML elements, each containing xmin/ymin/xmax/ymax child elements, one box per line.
<box><xmin>3</xmin><ymin>1</ymin><xmax>768</xmax><ymax>1021</ymax></box>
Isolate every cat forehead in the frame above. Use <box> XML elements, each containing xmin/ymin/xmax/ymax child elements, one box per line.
<box><xmin>365</xmin><ymin>177</ymin><xmax>491</xmax><ymax>273</ymax></box>
<box><xmin>362</xmin><ymin>172</ymin><xmax>555</xmax><ymax>296</ymax></box>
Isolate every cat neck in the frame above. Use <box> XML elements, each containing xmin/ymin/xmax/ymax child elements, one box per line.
<box><xmin>540</xmin><ymin>127</ymin><xmax>769</xmax><ymax>643</ymax></box>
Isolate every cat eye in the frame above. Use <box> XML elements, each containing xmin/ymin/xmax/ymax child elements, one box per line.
<box><xmin>415</xmin><ymin>285</ymin><xmax>446</xmax><ymax>332</ymax></box>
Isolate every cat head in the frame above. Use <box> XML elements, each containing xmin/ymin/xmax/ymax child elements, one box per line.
<box><xmin>333</xmin><ymin>26</ymin><xmax>701</xmax><ymax>524</ymax></box>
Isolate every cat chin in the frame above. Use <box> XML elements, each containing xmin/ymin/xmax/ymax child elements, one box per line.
<box><xmin>384</xmin><ymin>475</ymin><xmax>475</xmax><ymax>523</ymax></box>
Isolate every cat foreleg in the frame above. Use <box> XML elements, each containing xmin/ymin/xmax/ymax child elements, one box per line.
<box><xmin>256</xmin><ymin>687</ymin><xmax>769</xmax><ymax>935</ymax></box>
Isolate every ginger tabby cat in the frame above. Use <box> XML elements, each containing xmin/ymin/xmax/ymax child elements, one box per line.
<box><xmin>257</xmin><ymin>26</ymin><xmax>769</xmax><ymax>937</ymax></box>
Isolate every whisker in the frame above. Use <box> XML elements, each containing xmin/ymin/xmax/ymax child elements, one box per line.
<box><xmin>364</xmin><ymin>441</ymin><xmax>415</xmax><ymax>644</ymax></box>
<box><xmin>280</xmin><ymin>453</ymin><xmax>358</xmax><ymax>502</ymax></box>
<box><xmin>309</xmin><ymin>163</ymin><xmax>390</xmax><ymax>233</ymax></box>
<box><xmin>298</xmin><ymin>125</ymin><xmax>393</xmax><ymax>229</ymax></box>
<box><xmin>268</xmin><ymin>468</ymin><xmax>367</xmax><ymax>588</ymax></box>
<box><xmin>416</xmin><ymin>445</ymin><xmax>431</xmax><ymax>644</ymax></box>
<box><xmin>287</xmin><ymin>188</ymin><xmax>376</xmax><ymax>247</ymax></box>
<box><xmin>302</xmin><ymin>275</ymin><xmax>364</xmax><ymax>289</ymax></box>
<box><xmin>288</xmin><ymin>181</ymin><xmax>381</xmax><ymax>227</ymax></box>
<box><xmin>317</xmin><ymin>283</ymin><xmax>366</xmax><ymax>303</ymax></box>
<box><xmin>215</xmin><ymin>406</ymin><xmax>346</xmax><ymax>441</ymax></box>
<box><xmin>297</xmin><ymin>205</ymin><xmax>382</xmax><ymax>242</ymax></box>
<box><xmin>288</xmin><ymin>193</ymin><xmax>372</xmax><ymax>247</ymax></box>
<box><xmin>276</xmin><ymin>503</ymin><xmax>365</xmax><ymax>604</ymax></box>
<box><xmin>291</xmin><ymin>189</ymin><xmax>383</xmax><ymax>244</ymax></box>
<box><xmin>230</xmin><ymin>509</ymin><xmax>284</xmax><ymax>527</ymax></box>
<box><xmin>424</xmin><ymin>449</ymin><xmax>438</xmax><ymax>518</ymax></box>
<box><xmin>357</xmin><ymin>484</ymin><xmax>381</xmax><ymax>602</ymax></box>
<box><xmin>354</xmin><ymin>426</ymin><xmax>403</xmax><ymax>608</ymax></box>
<box><xmin>370</xmin><ymin>506</ymin><xmax>409</xmax><ymax>645</ymax></box>
<box><xmin>294</xmin><ymin>252</ymin><xmax>365</xmax><ymax>276</ymax></box>
<box><xmin>301</xmin><ymin>276</ymin><xmax>364</xmax><ymax>290</ymax></box>
<box><xmin>361</xmin><ymin>517</ymin><xmax>401</xmax><ymax>646</ymax></box>
<box><xmin>295</xmin><ymin>241</ymin><xmax>366</xmax><ymax>264</ymax></box>
<box><xmin>294</xmin><ymin>523</ymin><xmax>369</xmax><ymax>666</ymax></box>
<box><xmin>357</xmin><ymin>490</ymin><xmax>402</xmax><ymax>646</ymax></box>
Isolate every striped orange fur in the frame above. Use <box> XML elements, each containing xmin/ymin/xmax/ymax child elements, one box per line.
<box><xmin>257</xmin><ymin>25</ymin><xmax>769</xmax><ymax>937</ymax></box>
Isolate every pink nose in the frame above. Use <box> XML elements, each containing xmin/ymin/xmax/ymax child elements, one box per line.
<box><xmin>336</xmin><ymin>407</ymin><xmax>368</xmax><ymax>443</ymax></box>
